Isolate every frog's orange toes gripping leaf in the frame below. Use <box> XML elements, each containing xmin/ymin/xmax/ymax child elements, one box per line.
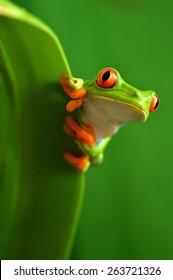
<box><xmin>63</xmin><ymin>152</ymin><xmax>90</xmax><ymax>171</ymax></box>
<box><xmin>63</xmin><ymin>116</ymin><xmax>96</xmax><ymax>146</ymax></box>
<box><xmin>59</xmin><ymin>73</ymin><xmax>86</xmax><ymax>112</ymax></box>
<box><xmin>66</xmin><ymin>97</ymin><xmax>84</xmax><ymax>112</ymax></box>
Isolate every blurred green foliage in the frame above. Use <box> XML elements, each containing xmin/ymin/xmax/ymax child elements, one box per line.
<box><xmin>13</xmin><ymin>0</ymin><xmax>173</xmax><ymax>259</ymax></box>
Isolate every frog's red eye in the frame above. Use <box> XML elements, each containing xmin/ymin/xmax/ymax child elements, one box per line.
<box><xmin>97</xmin><ymin>68</ymin><xmax>118</xmax><ymax>88</ymax></box>
<box><xmin>150</xmin><ymin>93</ymin><xmax>160</xmax><ymax>112</ymax></box>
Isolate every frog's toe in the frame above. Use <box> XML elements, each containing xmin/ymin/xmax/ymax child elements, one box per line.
<box><xmin>66</xmin><ymin>97</ymin><xmax>84</xmax><ymax>112</ymax></box>
<box><xmin>63</xmin><ymin>152</ymin><xmax>90</xmax><ymax>171</ymax></box>
<box><xmin>59</xmin><ymin>72</ymin><xmax>86</xmax><ymax>111</ymax></box>
<box><xmin>63</xmin><ymin>116</ymin><xmax>96</xmax><ymax>146</ymax></box>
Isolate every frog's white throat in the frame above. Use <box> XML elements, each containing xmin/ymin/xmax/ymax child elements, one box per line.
<box><xmin>81</xmin><ymin>94</ymin><xmax>143</xmax><ymax>141</ymax></box>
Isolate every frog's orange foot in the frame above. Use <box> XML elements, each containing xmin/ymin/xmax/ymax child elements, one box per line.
<box><xmin>64</xmin><ymin>152</ymin><xmax>90</xmax><ymax>171</ymax></box>
<box><xmin>63</xmin><ymin>116</ymin><xmax>96</xmax><ymax>146</ymax></box>
<box><xmin>59</xmin><ymin>72</ymin><xmax>86</xmax><ymax>112</ymax></box>
<box><xmin>66</xmin><ymin>97</ymin><xmax>84</xmax><ymax>112</ymax></box>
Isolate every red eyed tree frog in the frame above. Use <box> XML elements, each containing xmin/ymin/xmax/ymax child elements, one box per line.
<box><xmin>59</xmin><ymin>68</ymin><xmax>159</xmax><ymax>171</ymax></box>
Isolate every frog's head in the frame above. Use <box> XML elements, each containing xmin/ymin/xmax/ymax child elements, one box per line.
<box><xmin>85</xmin><ymin>68</ymin><xmax>159</xmax><ymax>123</ymax></box>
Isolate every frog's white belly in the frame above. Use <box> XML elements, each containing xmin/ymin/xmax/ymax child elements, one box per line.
<box><xmin>81</xmin><ymin>95</ymin><xmax>141</xmax><ymax>141</ymax></box>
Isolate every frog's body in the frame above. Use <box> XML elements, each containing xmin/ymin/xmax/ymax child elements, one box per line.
<box><xmin>59</xmin><ymin>68</ymin><xmax>159</xmax><ymax>171</ymax></box>
<box><xmin>81</xmin><ymin>95</ymin><xmax>121</xmax><ymax>140</ymax></box>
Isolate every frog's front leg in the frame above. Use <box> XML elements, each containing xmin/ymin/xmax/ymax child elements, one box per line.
<box><xmin>59</xmin><ymin>72</ymin><xmax>86</xmax><ymax>112</ymax></box>
<box><xmin>59</xmin><ymin>73</ymin><xmax>96</xmax><ymax>171</ymax></box>
<box><xmin>63</xmin><ymin>116</ymin><xmax>96</xmax><ymax>171</ymax></box>
<box><xmin>63</xmin><ymin>116</ymin><xmax>96</xmax><ymax>146</ymax></box>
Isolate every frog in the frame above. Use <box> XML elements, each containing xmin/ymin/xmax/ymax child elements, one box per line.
<box><xmin>59</xmin><ymin>68</ymin><xmax>159</xmax><ymax>171</ymax></box>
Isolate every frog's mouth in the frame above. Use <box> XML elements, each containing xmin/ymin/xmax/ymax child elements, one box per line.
<box><xmin>110</xmin><ymin>97</ymin><xmax>148</xmax><ymax>123</ymax></box>
<box><xmin>84</xmin><ymin>94</ymin><xmax>148</xmax><ymax>124</ymax></box>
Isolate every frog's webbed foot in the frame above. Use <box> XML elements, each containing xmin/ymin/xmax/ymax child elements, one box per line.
<box><xmin>63</xmin><ymin>116</ymin><xmax>96</xmax><ymax>171</ymax></box>
<box><xmin>63</xmin><ymin>152</ymin><xmax>90</xmax><ymax>171</ymax></box>
<box><xmin>63</xmin><ymin>116</ymin><xmax>96</xmax><ymax>146</ymax></box>
<box><xmin>59</xmin><ymin>72</ymin><xmax>86</xmax><ymax>112</ymax></box>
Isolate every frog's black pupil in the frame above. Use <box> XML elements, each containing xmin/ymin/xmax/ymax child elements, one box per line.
<box><xmin>102</xmin><ymin>71</ymin><xmax>110</xmax><ymax>82</ymax></box>
<box><xmin>154</xmin><ymin>98</ymin><xmax>159</xmax><ymax>109</ymax></box>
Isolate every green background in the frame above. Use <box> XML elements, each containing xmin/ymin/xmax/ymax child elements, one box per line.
<box><xmin>12</xmin><ymin>0</ymin><xmax>173</xmax><ymax>259</ymax></box>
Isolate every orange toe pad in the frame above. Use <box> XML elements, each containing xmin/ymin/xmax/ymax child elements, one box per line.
<box><xmin>63</xmin><ymin>116</ymin><xmax>96</xmax><ymax>146</ymax></box>
<box><xmin>64</xmin><ymin>152</ymin><xmax>90</xmax><ymax>171</ymax></box>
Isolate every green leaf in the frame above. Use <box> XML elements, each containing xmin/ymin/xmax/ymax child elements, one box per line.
<box><xmin>0</xmin><ymin>0</ymin><xmax>84</xmax><ymax>259</ymax></box>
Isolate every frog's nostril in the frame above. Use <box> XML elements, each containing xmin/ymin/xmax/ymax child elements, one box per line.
<box><xmin>132</xmin><ymin>91</ymin><xmax>139</xmax><ymax>97</ymax></box>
